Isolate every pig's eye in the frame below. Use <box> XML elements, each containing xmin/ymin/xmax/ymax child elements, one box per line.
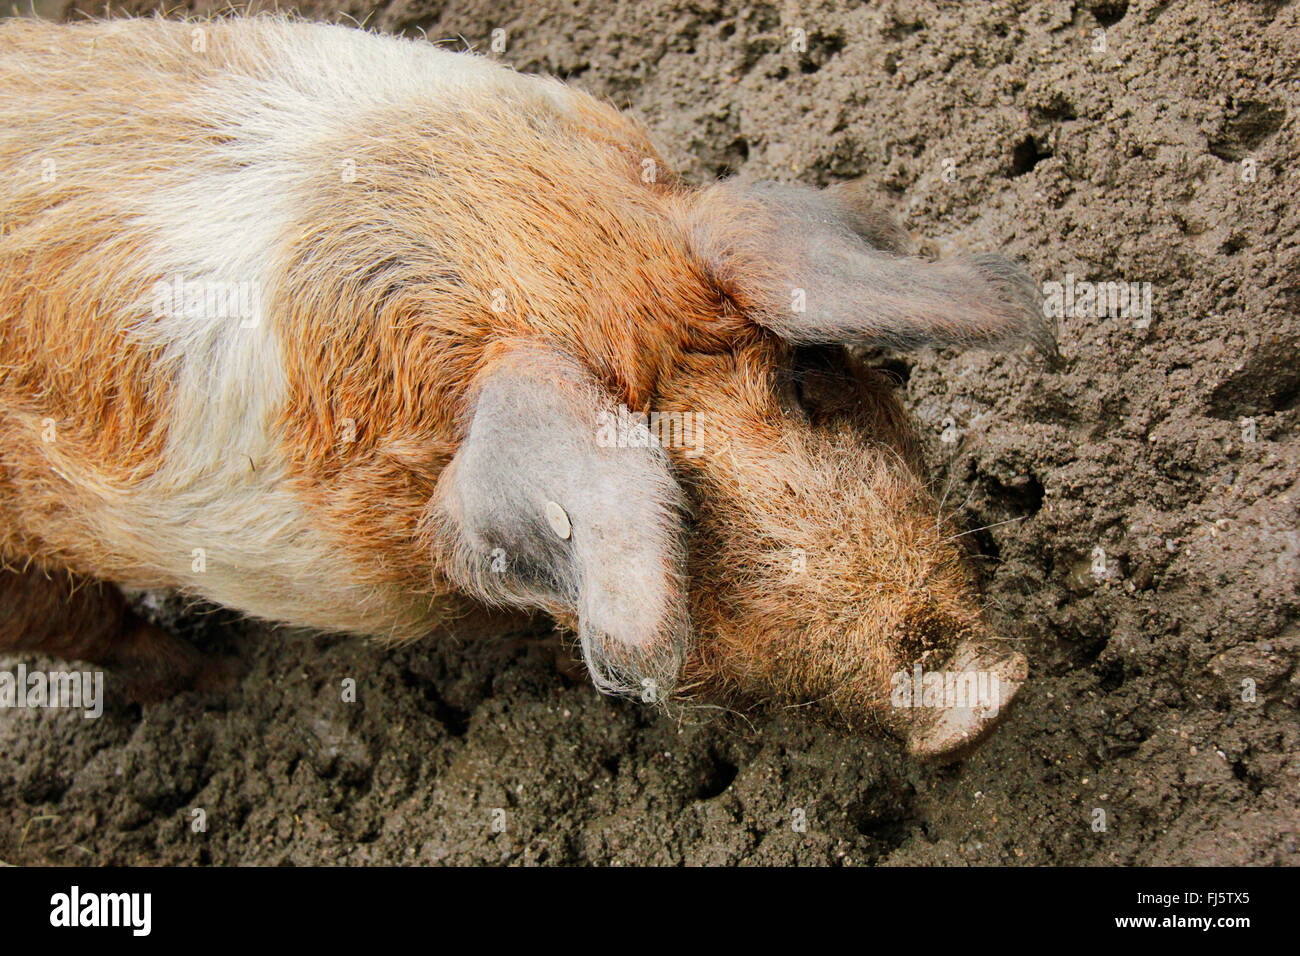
<box><xmin>774</xmin><ymin>364</ymin><xmax>811</xmax><ymax>422</ymax></box>
<box><xmin>776</xmin><ymin>345</ymin><xmax>844</xmax><ymax>423</ymax></box>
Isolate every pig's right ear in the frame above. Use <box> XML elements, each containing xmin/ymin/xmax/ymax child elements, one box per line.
<box><xmin>423</xmin><ymin>344</ymin><xmax>690</xmax><ymax>700</ymax></box>
<box><xmin>688</xmin><ymin>180</ymin><xmax>1058</xmax><ymax>362</ymax></box>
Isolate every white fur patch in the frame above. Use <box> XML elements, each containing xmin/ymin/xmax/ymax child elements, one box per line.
<box><xmin>63</xmin><ymin>21</ymin><xmax>561</xmax><ymax>636</ymax></box>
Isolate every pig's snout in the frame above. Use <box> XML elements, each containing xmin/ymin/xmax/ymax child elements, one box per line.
<box><xmin>902</xmin><ymin>640</ymin><xmax>1029</xmax><ymax>762</ymax></box>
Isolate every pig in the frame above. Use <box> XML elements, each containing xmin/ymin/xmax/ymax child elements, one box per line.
<box><xmin>0</xmin><ymin>16</ymin><xmax>1052</xmax><ymax>759</ymax></box>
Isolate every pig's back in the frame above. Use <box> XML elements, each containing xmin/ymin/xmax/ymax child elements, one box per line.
<box><xmin>0</xmin><ymin>17</ymin><xmax>567</xmax><ymax>637</ymax></box>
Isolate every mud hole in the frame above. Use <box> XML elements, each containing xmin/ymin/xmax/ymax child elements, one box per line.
<box><xmin>1</xmin><ymin>0</ymin><xmax>1297</xmax><ymax>865</ymax></box>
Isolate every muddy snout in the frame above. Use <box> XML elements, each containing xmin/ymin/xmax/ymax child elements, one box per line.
<box><xmin>899</xmin><ymin>640</ymin><xmax>1029</xmax><ymax>761</ymax></box>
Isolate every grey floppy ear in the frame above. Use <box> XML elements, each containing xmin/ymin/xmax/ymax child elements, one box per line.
<box><xmin>823</xmin><ymin>179</ymin><xmax>915</xmax><ymax>255</ymax></box>
<box><xmin>424</xmin><ymin>344</ymin><xmax>690</xmax><ymax>699</ymax></box>
<box><xmin>689</xmin><ymin>180</ymin><xmax>1058</xmax><ymax>361</ymax></box>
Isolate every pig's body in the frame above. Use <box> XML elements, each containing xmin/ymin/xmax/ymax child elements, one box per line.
<box><xmin>0</xmin><ymin>17</ymin><xmax>669</xmax><ymax>637</ymax></box>
<box><xmin>1</xmin><ymin>17</ymin><xmax>1050</xmax><ymax>757</ymax></box>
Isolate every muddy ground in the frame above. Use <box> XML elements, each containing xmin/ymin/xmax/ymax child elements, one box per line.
<box><xmin>1</xmin><ymin>0</ymin><xmax>1297</xmax><ymax>866</ymax></box>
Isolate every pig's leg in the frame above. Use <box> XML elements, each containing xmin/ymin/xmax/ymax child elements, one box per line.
<box><xmin>0</xmin><ymin>564</ymin><xmax>223</xmax><ymax>701</ymax></box>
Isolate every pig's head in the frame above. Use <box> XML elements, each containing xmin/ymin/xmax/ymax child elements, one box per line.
<box><xmin>425</xmin><ymin>179</ymin><xmax>1052</xmax><ymax>759</ymax></box>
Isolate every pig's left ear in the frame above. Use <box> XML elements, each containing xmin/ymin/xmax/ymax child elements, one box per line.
<box><xmin>689</xmin><ymin>180</ymin><xmax>1058</xmax><ymax>361</ymax></box>
<box><xmin>424</xmin><ymin>343</ymin><xmax>690</xmax><ymax>699</ymax></box>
